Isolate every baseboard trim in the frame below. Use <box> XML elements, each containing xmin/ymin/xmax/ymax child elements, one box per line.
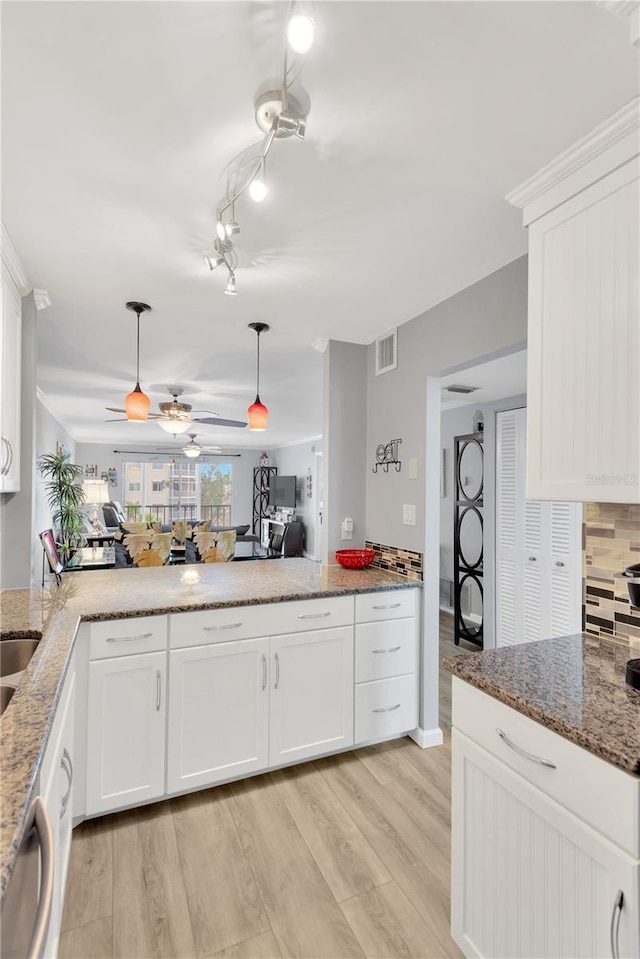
<box><xmin>409</xmin><ymin>726</ymin><xmax>444</xmax><ymax>749</ymax></box>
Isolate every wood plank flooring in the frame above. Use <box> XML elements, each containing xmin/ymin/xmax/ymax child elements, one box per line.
<box><xmin>60</xmin><ymin>736</ymin><xmax>463</xmax><ymax>959</ymax></box>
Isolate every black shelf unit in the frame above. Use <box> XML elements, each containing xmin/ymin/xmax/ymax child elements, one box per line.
<box><xmin>252</xmin><ymin>466</ymin><xmax>278</xmax><ymax>535</ymax></box>
<box><xmin>454</xmin><ymin>432</ymin><xmax>484</xmax><ymax>649</ymax></box>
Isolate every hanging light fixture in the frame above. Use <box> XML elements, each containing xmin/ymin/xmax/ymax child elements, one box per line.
<box><xmin>124</xmin><ymin>302</ymin><xmax>152</xmax><ymax>421</ymax></box>
<box><xmin>183</xmin><ymin>434</ymin><xmax>203</xmax><ymax>458</ymax></box>
<box><xmin>247</xmin><ymin>322</ymin><xmax>269</xmax><ymax>431</ymax></box>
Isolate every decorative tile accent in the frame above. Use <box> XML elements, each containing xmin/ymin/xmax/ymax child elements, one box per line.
<box><xmin>364</xmin><ymin>540</ymin><xmax>423</xmax><ymax>581</ymax></box>
<box><xmin>583</xmin><ymin>503</ymin><xmax>640</xmax><ymax>641</ymax></box>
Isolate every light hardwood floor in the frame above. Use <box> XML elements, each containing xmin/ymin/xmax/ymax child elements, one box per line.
<box><xmin>60</xmin><ymin>736</ymin><xmax>463</xmax><ymax>959</ymax></box>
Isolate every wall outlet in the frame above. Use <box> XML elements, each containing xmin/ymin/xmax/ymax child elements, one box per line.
<box><xmin>403</xmin><ymin>504</ymin><xmax>416</xmax><ymax>526</ymax></box>
<box><xmin>341</xmin><ymin>517</ymin><xmax>353</xmax><ymax>540</ymax></box>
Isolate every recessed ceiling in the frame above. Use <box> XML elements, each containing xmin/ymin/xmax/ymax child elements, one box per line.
<box><xmin>1</xmin><ymin>1</ymin><xmax>637</xmax><ymax>446</ymax></box>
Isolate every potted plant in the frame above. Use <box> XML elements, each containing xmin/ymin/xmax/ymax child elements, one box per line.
<box><xmin>38</xmin><ymin>449</ymin><xmax>87</xmax><ymax>565</ymax></box>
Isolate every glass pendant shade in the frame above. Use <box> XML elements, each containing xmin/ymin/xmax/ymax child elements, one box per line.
<box><xmin>157</xmin><ymin>417</ymin><xmax>192</xmax><ymax>435</ymax></box>
<box><xmin>125</xmin><ymin>384</ymin><xmax>151</xmax><ymax>421</ymax></box>
<box><xmin>248</xmin><ymin>396</ymin><xmax>269</xmax><ymax>431</ymax></box>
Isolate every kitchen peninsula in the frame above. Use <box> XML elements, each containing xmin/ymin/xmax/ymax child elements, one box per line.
<box><xmin>444</xmin><ymin>635</ymin><xmax>640</xmax><ymax>958</ymax></box>
<box><xmin>0</xmin><ymin>557</ymin><xmax>421</xmax><ymax>945</ymax></box>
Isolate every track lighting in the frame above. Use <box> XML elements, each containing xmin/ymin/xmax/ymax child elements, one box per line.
<box><xmin>224</xmin><ymin>273</ymin><xmax>237</xmax><ymax>296</ymax></box>
<box><xmin>225</xmin><ymin>220</ymin><xmax>240</xmax><ymax>237</ymax></box>
<box><xmin>275</xmin><ymin>113</ymin><xmax>306</xmax><ymax>140</ymax></box>
<box><xmin>205</xmin><ymin>253</ymin><xmax>224</xmax><ymax>271</ymax></box>
<box><xmin>287</xmin><ymin>13</ymin><xmax>315</xmax><ymax>55</ymax></box>
<box><xmin>249</xmin><ymin>159</ymin><xmax>269</xmax><ymax>202</ymax></box>
<box><xmin>216</xmin><ymin>219</ymin><xmax>226</xmax><ymax>241</ymax></box>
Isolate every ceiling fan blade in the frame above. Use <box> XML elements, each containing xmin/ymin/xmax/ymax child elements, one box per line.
<box><xmin>105</xmin><ymin>406</ymin><xmax>127</xmax><ymax>413</ymax></box>
<box><xmin>193</xmin><ymin>417</ymin><xmax>248</xmax><ymax>428</ymax></box>
<box><xmin>105</xmin><ymin>417</ymin><xmax>128</xmax><ymax>422</ymax></box>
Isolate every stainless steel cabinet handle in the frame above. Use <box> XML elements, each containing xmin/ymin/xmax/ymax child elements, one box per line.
<box><xmin>6</xmin><ymin>438</ymin><xmax>12</xmax><ymax>477</ymax></box>
<box><xmin>555</xmin><ymin>561</ymin><xmax>565</xmax><ymax>567</ymax></box>
<box><xmin>156</xmin><ymin>670</ymin><xmax>161</xmax><ymax>711</ymax></box>
<box><xmin>27</xmin><ymin>796</ymin><xmax>55</xmax><ymax>959</ymax></box>
<box><xmin>203</xmin><ymin>622</ymin><xmax>243</xmax><ymax>631</ymax></box>
<box><xmin>261</xmin><ymin>654</ymin><xmax>267</xmax><ymax>691</ymax></box>
<box><xmin>106</xmin><ymin>632</ymin><xmax>153</xmax><ymax>644</ymax></box>
<box><xmin>610</xmin><ymin>889</ymin><xmax>624</xmax><ymax>959</ymax></box>
<box><xmin>60</xmin><ymin>747</ymin><xmax>74</xmax><ymax>819</ymax></box>
<box><xmin>372</xmin><ymin>646</ymin><xmax>402</xmax><ymax>654</ymax></box>
<box><xmin>274</xmin><ymin>652</ymin><xmax>280</xmax><ymax>689</ymax></box>
<box><xmin>372</xmin><ymin>703</ymin><xmax>401</xmax><ymax>713</ymax></box>
<box><xmin>0</xmin><ymin>435</ymin><xmax>7</xmax><ymax>476</ymax></box>
<box><xmin>372</xmin><ymin>603</ymin><xmax>401</xmax><ymax>610</ymax></box>
<box><xmin>496</xmin><ymin>728</ymin><xmax>557</xmax><ymax>769</ymax></box>
<box><xmin>297</xmin><ymin>611</ymin><xmax>331</xmax><ymax>619</ymax></box>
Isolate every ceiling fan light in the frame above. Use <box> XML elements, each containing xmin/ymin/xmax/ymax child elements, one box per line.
<box><xmin>157</xmin><ymin>417</ymin><xmax>192</xmax><ymax>435</ymax></box>
<box><xmin>125</xmin><ymin>384</ymin><xmax>151</xmax><ymax>421</ymax></box>
<box><xmin>183</xmin><ymin>443</ymin><xmax>202</xmax><ymax>458</ymax></box>
<box><xmin>287</xmin><ymin>13</ymin><xmax>315</xmax><ymax>54</ymax></box>
<box><xmin>247</xmin><ymin>396</ymin><xmax>269</xmax><ymax>431</ymax></box>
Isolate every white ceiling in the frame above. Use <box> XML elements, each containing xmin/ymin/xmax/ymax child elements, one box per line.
<box><xmin>440</xmin><ymin>349</ymin><xmax>527</xmax><ymax>411</ymax></box>
<box><xmin>2</xmin><ymin>2</ymin><xmax>638</xmax><ymax>448</ymax></box>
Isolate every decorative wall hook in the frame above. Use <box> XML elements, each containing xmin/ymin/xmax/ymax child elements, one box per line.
<box><xmin>372</xmin><ymin>438</ymin><xmax>402</xmax><ymax>473</ymax></box>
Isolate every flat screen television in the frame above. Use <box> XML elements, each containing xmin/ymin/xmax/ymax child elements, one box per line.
<box><xmin>269</xmin><ymin>475</ymin><xmax>297</xmax><ymax>509</ymax></box>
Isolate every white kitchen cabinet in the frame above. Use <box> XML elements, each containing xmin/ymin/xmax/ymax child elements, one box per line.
<box><xmin>452</xmin><ymin>729</ymin><xmax>639</xmax><ymax>959</ymax></box>
<box><xmin>86</xmin><ymin>651</ymin><xmax>166</xmax><ymax>815</ymax></box>
<box><xmin>508</xmin><ymin>97</ymin><xmax>640</xmax><ymax>502</ymax></box>
<box><xmin>40</xmin><ymin>664</ymin><xmax>76</xmax><ymax>959</ymax></box>
<box><xmin>167</xmin><ymin>637</ymin><xmax>270</xmax><ymax>793</ymax></box>
<box><xmin>0</xmin><ymin>265</ymin><xmax>22</xmax><ymax>492</ymax></box>
<box><xmin>451</xmin><ymin>679</ymin><xmax>640</xmax><ymax>959</ymax></box>
<box><xmin>269</xmin><ymin>626</ymin><xmax>354</xmax><ymax>765</ymax></box>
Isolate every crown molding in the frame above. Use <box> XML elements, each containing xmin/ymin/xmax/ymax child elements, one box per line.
<box><xmin>599</xmin><ymin>0</ymin><xmax>640</xmax><ymax>44</ymax></box>
<box><xmin>1</xmin><ymin>223</ymin><xmax>31</xmax><ymax>295</ymax></box>
<box><xmin>506</xmin><ymin>96</ymin><xmax>640</xmax><ymax>212</ymax></box>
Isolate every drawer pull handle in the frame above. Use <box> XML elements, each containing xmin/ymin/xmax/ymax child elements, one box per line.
<box><xmin>60</xmin><ymin>748</ymin><xmax>74</xmax><ymax>819</ymax></box>
<box><xmin>262</xmin><ymin>654</ymin><xmax>267</xmax><ymax>691</ymax></box>
<box><xmin>372</xmin><ymin>603</ymin><xmax>401</xmax><ymax>610</ymax></box>
<box><xmin>203</xmin><ymin>622</ymin><xmax>243</xmax><ymax>631</ymax></box>
<box><xmin>156</xmin><ymin>670</ymin><xmax>162</xmax><ymax>711</ymax></box>
<box><xmin>610</xmin><ymin>889</ymin><xmax>624</xmax><ymax>959</ymax></box>
<box><xmin>496</xmin><ymin>728</ymin><xmax>556</xmax><ymax>769</ymax></box>
<box><xmin>274</xmin><ymin>652</ymin><xmax>280</xmax><ymax>689</ymax></box>
<box><xmin>372</xmin><ymin>646</ymin><xmax>402</xmax><ymax>654</ymax></box>
<box><xmin>372</xmin><ymin>703</ymin><xmax>401</xmax><ymax>713</ymax></box>
<box><xmin>106</xmin><ymin>632</ymin><xmax>153</xmax><ymax>644</ymax></box>
<box><xmin>297</xmin><ymin>612</ymin><xmax>331</xmax><ymax>619</ymax></box>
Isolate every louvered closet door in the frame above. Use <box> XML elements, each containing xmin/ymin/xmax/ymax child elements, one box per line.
<box><xmin>496</xmin><ymin>409</ymin><xmax>581</xmax><ymax>646</ymax></box>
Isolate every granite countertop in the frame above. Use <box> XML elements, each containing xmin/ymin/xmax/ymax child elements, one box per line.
<box><xmin>0</xmin><ymin>559</ymin><xmax>420</xmax><ymax>901</ymax></box>
<box><xmin>443</xmin><ymin>632</ymin><xmax>640</xmax><ymax>776</ymax></box>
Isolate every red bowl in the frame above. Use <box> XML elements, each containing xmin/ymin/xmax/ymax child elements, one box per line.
<box><xmin>335</xmin><ymin>548</ymin><xmax>375</xmax><ymax>569</ymax></box>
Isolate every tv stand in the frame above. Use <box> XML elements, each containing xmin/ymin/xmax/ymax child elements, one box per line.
<box><xmin>260</xmin><ymin>518</ymin><xmax>304</xmax><ymax>557</ymax></box>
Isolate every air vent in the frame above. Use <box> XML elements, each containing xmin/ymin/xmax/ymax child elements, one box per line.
<box><xmin>375</xmin><ymin>329</ymin><xmax>397</xmax><ymax>376</ymax></box>
<box><xmin>445</xmin><ymin>384</ymin><xmax>478</xmax><ymax>394</ymax></box>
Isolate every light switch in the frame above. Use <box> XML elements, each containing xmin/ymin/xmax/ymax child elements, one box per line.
<box><xmin>403</xmin><ymin>504</ymin><xmax>416</xmax><ymax>526</ymax></box>
<box><xmin>341</xmin><ymin>518</ymin><xmax>353</xmax><ymax>540</ymax></box>
<box><xmin>409</xmin><ymin>458</ymin><xmax>418</xmax><ymax>480</ymax></box>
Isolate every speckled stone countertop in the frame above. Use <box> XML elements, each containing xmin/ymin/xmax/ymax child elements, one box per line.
<box><xmin>443</xmin><ymin>632</ymin><xmax>640</xmax><ymax>776</ymax></box>
<box><xmin>0</xmin><ymin>559</ymin><xmax>420</xmax><ymax>901</ymax></box>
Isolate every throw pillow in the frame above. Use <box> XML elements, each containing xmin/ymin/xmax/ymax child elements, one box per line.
<box><xmin>171</xmin><ymin>519</ymin><xmax>211</xmax><ymax>545</ymax></box>
<box><xmin>114</xmin><ymin>522</ymin><xmax>161</xmax><ymax>566</ymax></box>
<box><xmin>185</xmin><ymin>529</ymin><xmax>237</xmax><ymax>564</ymax></box>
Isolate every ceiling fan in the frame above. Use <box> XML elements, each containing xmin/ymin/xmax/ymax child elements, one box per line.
<box><xmin>147</xmin><ymin>434</ymin><xmax>224</xmax><ymax>459</ymax></box>
<box><xmin>106</xmin><ymin>388</ymin><xmax>248</xmax><ymax>433</ymax></box>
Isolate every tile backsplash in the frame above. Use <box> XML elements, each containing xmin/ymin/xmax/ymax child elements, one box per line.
<box><xmin>364</xmin><ymin>540</ymin><xmax>423</xmax><ymax>581</ymax></box>
<box><xmin>583</xmin><ymin>503</ymin><xmax>640</xmax><ymax>642</ymax></box>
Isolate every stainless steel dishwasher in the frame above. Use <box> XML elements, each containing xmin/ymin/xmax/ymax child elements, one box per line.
<box><xmin>1</xmin><ymin>795</ymin><xmax>54</xmax><ymax>959</ymax></box>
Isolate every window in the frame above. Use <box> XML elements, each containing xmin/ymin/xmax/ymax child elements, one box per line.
<box><xmin>152</xmin><ymin>463</ymin><xmax>164</xmax><ymax>470</ymax></box>
<box><xmin>152</xmin><ymin>481</ymin><xmax>163</xmax><ymax>492</ymax></box>
<box><xmin>128</xmin><ymin>482</ymin><xmax>140</xmax><ymax>492</ymax></box>
<box><xmin>122</xmin><ymin>460</ymin><xmax>233</xmax><ymax>525</ymax></box>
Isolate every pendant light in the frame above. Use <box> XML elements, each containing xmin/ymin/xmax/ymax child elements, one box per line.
<box><xmin>124</xmin><ymin>301</ymin><xmax>151</xmax><ymax>421</ymax></box>
<box><xmin>247</xmin><ymin>322</ymin><xmax>269</xmax><ymax>431</ymax></box>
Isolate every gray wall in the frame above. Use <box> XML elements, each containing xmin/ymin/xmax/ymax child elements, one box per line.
<box><xmin>74</xmin><ymin>442</ymin><xmax>262</xmax><ymax>529</ymax></box>
<box><xmin>365</xmin><ymin>256</ymin><xmax>528</xmax><ymax>552</ymax></box>
<box><xmin>269</xmin><ymin>440</ymin><xmax>322</xmax><ymax>560</ymax></box>
<box><xmin>1</xmin><ymin>293</ymin><xmax>38</xmax><ymax>589</ymax></box>
<box><xmin>323</xmin><ymin>341</ymin><xmax>367</xmax><ymax>562</ymax></box>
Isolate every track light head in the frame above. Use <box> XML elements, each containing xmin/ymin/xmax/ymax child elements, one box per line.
<box><xmin>274</xmin><ymin>112</ymin><xmax>306</xmax><ymax>140</ymax></box>
<box><xmin>287</xmin><ymin>13</ymin><xmax>315</xmax><ymax>54</ymax></box>
<box><xmin>205</xmin><ymin>253</ymin><xmax>224</xmax><ymax>271</ymax></box>
<box><xmin>224</xmin><ymin>273</ymin><xmax>237</xmax><ymax>296</ymax></box>
<box><xmin>216</xmin><ymin>219</ymin><xmax>226</xmax><ymax>241</ymax></box>
<box><xmin>226</xmin><ymin>220</ymin><xmax>240</xmax><ymax>238</ymax></box>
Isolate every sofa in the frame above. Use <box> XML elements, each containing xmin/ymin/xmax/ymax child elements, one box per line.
<box><xmin>112</xmin><ymin>520</ymin><xmax>259</xmax><ymax>567</ymax></box>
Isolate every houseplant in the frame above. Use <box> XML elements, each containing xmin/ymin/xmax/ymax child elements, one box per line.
<box><xmin>38</xmin><ymin>449</ymin><xmax>87</xmax><ymax>564</ymax></box>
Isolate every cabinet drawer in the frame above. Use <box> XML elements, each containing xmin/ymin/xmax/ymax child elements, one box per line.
<box><xmin>266</xmin><ymin>595</ymin><xmax>354</xmax><ymax>634</ymax></box>
<box><xmin>355</xmin><ymin>589</ymin><xmax>417</xmax><ymax>623</ymax></box>
<box><xmin>355</xmin><ymin>619</ymin><xmax>416</xmax><ymax>682</ymax></box>
<box><xmin>453</xmin><ymin>679</ymin><xmax>640</xmax><ymax>858</ymax></box>
<box><xmin>355</xmin><ymin>674</ymin><xmax>417</xmax><ymax>744</ymax></box>
<box><xmin>171</xmin><ymin>606</ymin><xmax>268</xmax><ymax>648</ymax></box>
<box><xmin>89</xmin><ymin>616</ymin><xmax>167</xmax><ymax>660</ymax></box>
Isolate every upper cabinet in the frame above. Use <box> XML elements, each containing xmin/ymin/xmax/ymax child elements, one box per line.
<box><xmin>0</xmin><ymin>265</ymin><xmax>22</xmax><ymax>492</ymax></box>
<box><xmin>508</xmin><ymin>97</ymin><xmax>640</xmax><ymax>502</ymax></box>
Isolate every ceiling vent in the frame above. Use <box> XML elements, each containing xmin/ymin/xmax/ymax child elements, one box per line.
<box><xmin>375</xmin><ymin>329</ymin><xmax>397</xmax><ymax>376</ymax></box>
<box><xmin>444</xmin><ymin>384</ymin><xmax>478</xmax><ymax>394</ymax></box>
